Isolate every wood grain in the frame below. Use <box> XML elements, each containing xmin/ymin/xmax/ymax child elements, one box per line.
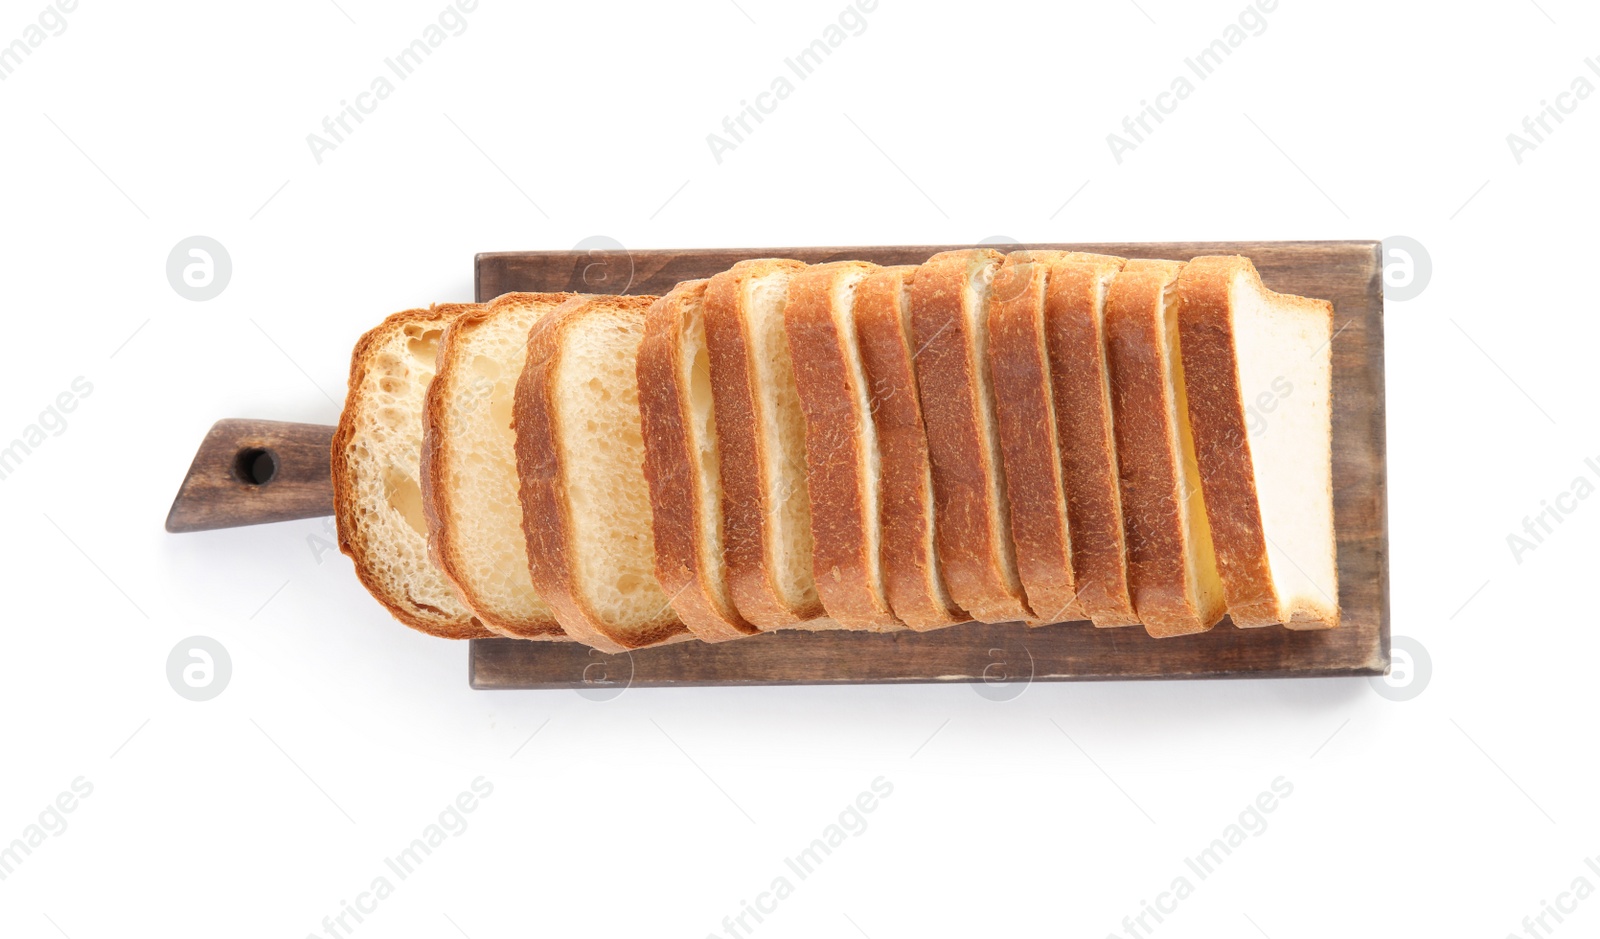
<box><xmin>471</xmin><ymin>241</ymin><xmax>1390</xmax><ymax>687</ymax></box>
<box><xmin>166</xmin><ymin>419</ymin><xmax>335</xmax><ymax>532</ymax></box>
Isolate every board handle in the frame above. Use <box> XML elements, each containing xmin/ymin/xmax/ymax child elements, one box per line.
<box><xmin>166</xmin><ymin>419</ymin><xmax>337</xmax><ymax>533</ymax></box>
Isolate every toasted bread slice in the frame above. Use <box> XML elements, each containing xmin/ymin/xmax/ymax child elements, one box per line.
<box><xmin>1043</xmin><ymin>253</ymin><xmax>1139</xmax><ymax>627</ymax></box>
<box><xmin>1177</xmin><ymin>256</ymin><xmax>1338</xmax><ymax>629</ymax></box>
<box><xmin>988</xmin><ymin>251</ymin><xmax>1092</xmax><ymax>625</ymax></box>
<box><xmin>638</xmin><ymin>281</ymin><xmax>758</xmax><ymax>642</ymax></box>
<box><xmin>703</xmin><ymin>258</ymin><xmax>829</xmax><ymax>629</ymax></box>
<box><xmin>1103</xmin><ymin>260</ymin><xmax>1226</xmax><ymax>637</ymax></box>
<box><xmin>910</xmin><ymin>248</ymin><xmax>1034</xmax><ymax>624</ymax></box>
<box><xmin>852</xmin><ymin>265</ymin><xmax>968</xmax><ymax>630</ymax></box>
<box><xmin>333</xmin><ymin>305</ymin><xmax>488</xmax><ymax>639</ymax></box>
<box><xmin>420</xmin><ymin>292</ymin><xmax>575</xmax><ymax>640</ymax></box>
<box><xmin>785</xmin><ymin>261</ymin><xmax>903</xmax><ymax>631</ymax></box>
<box><xmin>512</xmin><ymin>295</ymin><xmax>690</xmax><ymax>652</ymax></box>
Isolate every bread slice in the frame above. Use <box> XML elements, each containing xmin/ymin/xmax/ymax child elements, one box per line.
<box><xmin>1043</xmin><ymin>253</ymin><xmax>1140</xmax><ymax>628</ymax></box>
<box><xmin>784</xmin><ymin>261</ymin><xmax>903</xmax><ymax>631</ymax></box>
<box><xmin>332</xmin><ymin>305</ymin><xmax>488</xmax><ymax>639</ymax></box>
<box><xmin>420</xmin><ymin>292</ymin><xmax>575</xmax><ymax>640</ymax></box>
<box><xmin>852</xmin><ymin>265</ymin><xmax>968</xmax><ymax>630</ymax></box>
<box><xmin>987</xmin><ymin>251</ymin><xmax>1091</xmax><ymax>625</ymax></box>
<box><xmin>512</xmin><ymin>295</ymin><xmax>690</xmax><ymax>652</ymax></box>
<box><xmin>1103</xmin><ymin>260</ymin><xmax>1226</xmax><ymax>637</ymax></box>
<box><xmin>1177</xmin><ymin>256</ymin><xmax>1338</xmax><ymax>629</ymax></box>
<box><xmin>909</xmin><ymin>248</ymin><xmax>1034</xmax><ymax>624</ymax></box>
<box><xmin>703</xmin><ymin>258</ymin><xmax>829</xmax><ymax>629</ymax></box>
<box><xmin>637</xmin><ymin>280</ymin><xmax>758</xmax><ymax>642</ymax></box>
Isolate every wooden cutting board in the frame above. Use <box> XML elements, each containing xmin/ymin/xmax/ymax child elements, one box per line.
<box><xmin>167</xmin><ymin>241</ymin><xmax>1389</xmax><ymax>688</ymax></box>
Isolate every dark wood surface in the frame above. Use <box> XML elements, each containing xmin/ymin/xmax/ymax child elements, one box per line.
<box><xmin>165</xmin><ymin>419</ymin><xmax>336</xmax><ymax>532</ymax></box>
<box><xmin>470</xmin><ymin>241</ymin><xmax>1390</xmax><ymax>688</ymax></box>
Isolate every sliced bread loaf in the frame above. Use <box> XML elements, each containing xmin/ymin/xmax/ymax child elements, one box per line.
<box><xmin>852</xmin><ymin>265</ymin><xmax>968</xmax><ymax>630</ymax></box>
<box><xmin>637</xmin><ymin>280</ymin><xmax>758</xmax><ymax>642</ymax></box>
<box><xmin>703</xmin><ymin>258</ymin><xmax>829</xmax><ymax>629</ymax></box>
<box><xmin>1103</xmin><ymin>260</ymin><xmax>1226</xmax><ymax>637</ymax></box>
<box><xmin>1177</xmin><ymin>256</ymin><xmax>1338</xmax><ymax>629</ymax></box>
<box><xmin>420</xmin><ymin>292</ymin><xmax>575</xmax><ymax>640</ymax></box>
<box><xmin>332</xmin><ymin>305</ymin><xmax>488</xmax><ymax>639</ymax></box>
<box><xmin>784</xmin><ymin>261</ymin><xmax>903</xmax><ymax>631</ymax></box>
<box><xmin>988</xmin><ymin>251</ymin><xmax>1090</xmax><ymax>625</ymax></box>
<box><xmin>910</xmin><ymin>248</ymin><xmax>1034</xmax><ymax>624</ymax></box>
<box><xmin>512</xmin><ymin>294</ymin><xmax>690</xmax><ymax>652</ymax></box>
<box><xmin>1043</xmin><ymin>253</ymin><xmax>1140</xmax><ymax>628</ymax></box>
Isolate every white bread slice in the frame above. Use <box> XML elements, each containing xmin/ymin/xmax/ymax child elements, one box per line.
<box><xmin>910</xmin><ymin>248</ymin><xmax>1034</xmax><ymax>624</ymax></box>
<box><xmin>1103</xmin><ymin>260</ymin><xmax>1226</xmax><ymax>637</ymax></box>
<box><xmin>638</xmin><ymin>280</ymin><xmax>758</xmax><ymax>642</ymax></box>
<box><xmin>703</xmin><ymin>258</ymin><xmax>830</xmax><ymax>629</ymax></box>
<box><xmin>988</xmin><ymin>251</ymin><xmax>1091</xmax><ymax>625</ymax></box>
<box><xmin>784</xmin><ymin>261</ymin><xmax>903</xmax><ymax>631</ymax></box>
<box><xmin>420</xmin><ymin>292</ymin><xmax>575</xmax><ymax>640</ymax></box>
<box><xmin>512</xmin><ymin>295</ymin><xmax>691</xmax><ymax>652</ymax></box>
<box><xmin>1043</xmin><ymin>253</ymin><xmax>1140</xmax><ymax>628</ymax></box>
<box><xmin>332</xmin><ymin>305</ymin><xmax>488</xmax><ymax>638</ymax></box>
<box><xmin>852</xmin><ymin>265</ymin><xmax>968</xmax><ymax>630</ymax></box>
<box><xmin>1177</xmin><ymin>256</ymin><xmax>1338</xmax><ymax>629</ymax></box>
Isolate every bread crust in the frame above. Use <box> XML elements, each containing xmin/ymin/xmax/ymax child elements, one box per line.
<box><xmin>420</xmin><ymin>292</ymin><xmax>576</xmax><ymax>641</ymax></box>
<box><xmin>1177</xmin><ymin>256</ymin><xmax>1339</xmax><ymax>629</ymax></box>
<box><xmin>513</xmin><ymin>295</ymin><xmax>691</xmax><ymax>652</ymax></box>
<box><xmin>702</xmin><ymin>258</ymin><xmax>825</xmax><ymax>629</ymax></box>
<box><xmin>638</xmin><ymin>281</ymin><xmax>759</xmax><ymax>642</ymax></box>
<box><xmin>332</xmin><ymin>304</ymin><xmax>491</xmax><ymax>639</ymax></box>
<box><xmin>1103</xmin><ymin>261</ymin><xmax>1225</xmax><ymax>636</ymax></box>
<box><xmin>852</xmin><ymin>266</ymin><xmax>968</xmax><ymax>630</ymax></box>
<box><xmin>1043</xmin><ymin>255</ymin><xmax>1140</xmax><ymax>627</ymax></box>
<box><xmin>785</xmin><ymin>262</ymin><xmax>903</xmax><ymax>631</ymax></box>
<box><xmin>909</xmin><ymin>249</ymin><xmax>1034</xmax><ymax>624</ymax></box>
<box><xmin>988</xmin><ymin>252</ymin><xmax>1088</xmax><ymax>625</ymax></box>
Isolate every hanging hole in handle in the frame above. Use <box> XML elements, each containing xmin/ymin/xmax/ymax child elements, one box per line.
<box><xmin>233</xmin><ymin>447</ymin><xmax>279</xmax><ymax>486</ymax></box>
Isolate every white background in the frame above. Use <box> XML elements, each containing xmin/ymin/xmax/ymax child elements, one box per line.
<box><xmin>1</xmin><ymin>0</ymin><xmax>1595</xmax><ymax>936</ymax></box>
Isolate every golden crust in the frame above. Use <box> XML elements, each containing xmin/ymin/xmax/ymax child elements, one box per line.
<box><xmin>785</xmin><ymin>262</ymin><xmax>903</xmax><ymax>631</ymax></box>
<box><xmin>1177</xmin><ymin>256</ymin><xmax>1339</xmax><ymax>629</ymax></box>
<box><xmin>909</xmin><ymin>249</ymin><xmax>1033</xmax><ymax>624</ymax></box>
<box><xmin>702</xmin><ymin>258</ymin><xmax>823</xmax><ymax>629</ymax></box>
<box><xmin>512</xmin><ymin>295</ymin><xmax>691</xmax><ymax>652</ymax></box>
<box><xmin>638</xmin><ymin>281</ymin><xmax>758</xmax><ymax>641</ymax></box>
<box><xmin>1103</xmin><ymin>261</ymin><xmax>1224</xmax><ymax>636</ymax></box>
<box><xmin>1043</xmin><ymin>255</ymin><xmax>1140</xmax><ymax>627</ymax></box>
<box><xmin>853</xmin><ymin>265</ymin><xmax>968</xmax><ymax>630</ymax></box>
<box><xmin>988</xmin><ymin>252</ymin><xmax>1087</xmax><ymax>624</ymax></box>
